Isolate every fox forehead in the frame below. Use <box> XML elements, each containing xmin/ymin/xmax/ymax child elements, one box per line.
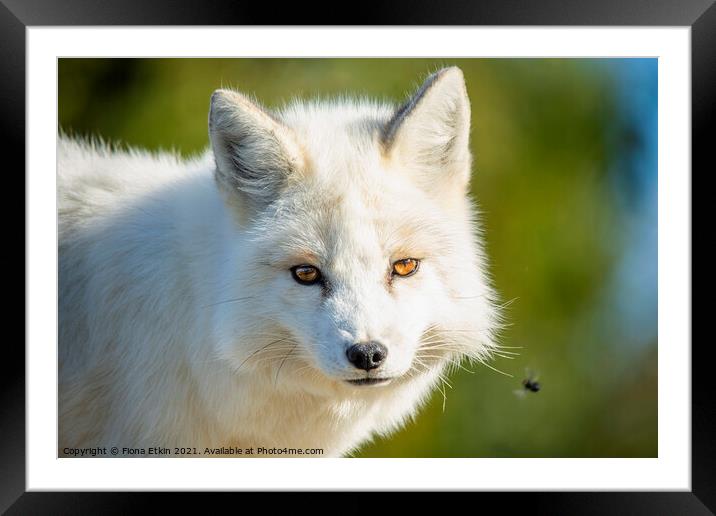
<box><xmin>256</xmin><ymin>181</ymin><xmax>453</xmax><ymax>272</ymax></box>
<box><xmin>278</xmin><ymin>98</ymin><xmax>393</xmax><ymax>147</ymax></box>
<box><xmin>277</xmin><ymin>99</ymin><xmax>394</xmax><ymax>184</ymax></box>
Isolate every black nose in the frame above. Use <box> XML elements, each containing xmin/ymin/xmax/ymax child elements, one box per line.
<box><xmin>346</xmin><ymin>341</ymin><xmax>388</xmax><ymax>371</ymax></box>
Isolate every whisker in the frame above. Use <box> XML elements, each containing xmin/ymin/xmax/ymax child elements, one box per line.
<box><xmin>444</xmin><ymin>358</ymin><xmax>476</xmax><ymax>375</ymax></box>
<box><xmin>437</xmin><ymin>373</ymin><xmax>453</xmax><ymax>390</ymax></box>
<box><xmin>251</xmin><ymin>353</ymin><xmax>308</xmax><ymax>366</ymax></box>
<box><xmin>492</xmin><ymin>349</ymin><xmax>520</xmax><ymax>356</ymax></box>
<box><xmin>412</xmin><ymin>357</ymin><xmax>449</xmax><ymax>411</ymax></box>
<box><xmin>472</xmin><ymin>356</ymin><xmax>513</xmax><ymax>377</ymax></box>
<box><xmin>202</xmin><ymin>296</ymin><xmax>256</xmax><ymax>309</ymax></box>
<box><xmin>293</xmin><ymin>364</ymin><xmax>316</xmax><ymax>376</ymax></box>
<box><xmin>497</xmin><ymin>297</ymin><xmax>520</xmax><ymax>309</ymax></box>
<box><xmin>433</xmin><ymin>328</ymin><xmax>495</xmax><ymax>334</ymax></box>
<box><xmin>437</xmin><ymin>381</ymin><xmax>447</xmax><ymax>412</ymax></box>
<box><xmin>274</xmin><ymin>344</ymin><xmax>297</xmax><ymax>386</ymax></box>
<box><xmin>233</xmin><ymin>336</ymin><xmax>293</xmax><ymax>374</ymax></box>
<box><xmin>418</xmin><ymin>343</ymin><xmax>464</xmax><ymax>350</ymax></box>
<box><xmin>416</xmin><ymin>354</ymin><xmax>450</xmax><ymax>360</ymax></box>
<box><xmin>491</xmin><ymin>352</ymin><xmax>516</xmax><ymax>360</ymax></box>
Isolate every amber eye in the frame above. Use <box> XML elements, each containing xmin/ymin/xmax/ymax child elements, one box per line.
<box><xmin>392</xmin><ymin>258</ymin><xmax>420</xmax><ymax>277</ymax></box>
<box><xmin>291</xmin><ymin>265</ymin><xmax>322</xmax><ymax>285</ymax></box>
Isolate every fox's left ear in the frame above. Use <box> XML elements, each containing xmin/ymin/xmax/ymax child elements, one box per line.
<box><xmin>382</xmin><ymin>67</ymin><xmax>472</xmax><ymax>192</ymax></box>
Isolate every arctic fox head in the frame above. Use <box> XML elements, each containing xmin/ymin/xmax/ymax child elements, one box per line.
<box><xmin>208</xmin><ymin>67</ymin><xmax>500</xmax><ymax>393</ymax></box>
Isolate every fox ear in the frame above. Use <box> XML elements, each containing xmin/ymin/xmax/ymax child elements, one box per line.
<box><xmin>209</xmin><ymin>89</ymin><xmax>305</xmax><ymax>209</ymax></box>
<box><xmin>382</xmin><ymin>67</ymin><xmax>472</xmax><ymax>192</ymax></box>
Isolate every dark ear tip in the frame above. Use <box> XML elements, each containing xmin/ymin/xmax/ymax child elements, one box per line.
<box><xmin>210</xmin><ymin>89</ymin><xmax>232</xmax><ymax>110</ymax></box>
<box><xmin>209</xmin><ymin>90</ymin><xmax>242</xmax><ymax>130</ymax></box>
<box><xmin>209</xmin><ymin>90</ymin><xmax>225</xmax><ymax>121</ymax></box>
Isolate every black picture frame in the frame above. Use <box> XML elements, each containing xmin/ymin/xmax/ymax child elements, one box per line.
<box><xmin>5</xmin><ymin>0</ymin><xmax>710</xmax><ymax>512</ymax></box>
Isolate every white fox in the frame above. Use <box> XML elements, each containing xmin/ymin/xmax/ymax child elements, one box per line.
<box><xmin>58</xmin><ymin>66</ymin><xmax>501</xmax><ymax>457</ymax></box>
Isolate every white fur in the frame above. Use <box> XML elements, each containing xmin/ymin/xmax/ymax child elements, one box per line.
<box><xmin>58</xmin><ymin>67</ymin><xmax>501</xmax><ymax>457</ymax></box>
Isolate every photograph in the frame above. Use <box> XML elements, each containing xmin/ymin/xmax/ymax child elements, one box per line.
<box><xmin>57</xmin><ymin>57</ymin><xmax>658</xmax><ymax>459</ymax></box>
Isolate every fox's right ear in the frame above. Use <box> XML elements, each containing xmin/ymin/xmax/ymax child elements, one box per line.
<box><xmin>381</xmin><ymin>67</ymin><xmax>472</xmax><ymax>194</ymax></box>
<box><xmin>208</xmin><ymin>89</ymin><xmax>305</xmax><ymax>211</ymax></box>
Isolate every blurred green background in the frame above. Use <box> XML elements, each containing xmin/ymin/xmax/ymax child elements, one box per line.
<box><xmin>58</xmin><ymin>58</ymin><xmax>657</xmax><ymax>458</ymax></box>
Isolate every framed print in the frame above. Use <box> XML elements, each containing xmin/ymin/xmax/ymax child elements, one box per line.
<box><xmin>6</xmin><ymin>0</ymin><xmax>711</xmax><ymax>512</ymax></box>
